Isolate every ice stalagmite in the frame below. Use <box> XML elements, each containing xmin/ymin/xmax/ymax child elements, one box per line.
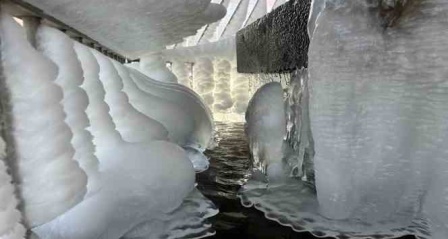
<box><xmin>36</xmin><ymin>26</ymin><xmax>101</xmax><ymax>194</ymax></box>
<box><xmin>245</xmin><ymin>82</ymin><xmax>286</xmax><ymax>178</ymax></box>
<box><xmin>33</xmin><ymin>41</ymin><xmax>195</xmax><ymax>239</ymax></box>
<box><xmin>308</xmin><ymin>0</ymin><xmax>448</xmax><ymax>236</ymax></box>
<box><xmin>92</xmin><ymin>51</ymin><xmax>168</xmax><ymax>143</ymax></box>
<box><xmin>0</xmin><ymin>139</ymin><xmax>25</xmax><ymax>239</ymax></box>
<box><xmin>0</xmin><ymin>12</ymin><xmax>87</xmax><ymax>227</ymax></box>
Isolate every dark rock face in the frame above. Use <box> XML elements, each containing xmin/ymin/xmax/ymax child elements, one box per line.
<box><xmin>236</xmin><ymin>0</ymin><xmax>311</xmax><ymax>74</ymax></box>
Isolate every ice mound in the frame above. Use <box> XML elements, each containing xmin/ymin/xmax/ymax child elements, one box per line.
<box><xmin>0</xmin><ymin>12</ymin><xmax>87</xmax><ymax>227</ymax></box>
<box><xmin>241</xmin><ymin>0</ymin><xmax>448</xmax><ymax>238</ymax></box>
<box><xmin>0</xmin><ymin>138</ymin><xmax>25</xmax><ymax>239</ymax></box>
<box><xmin>36</xmin><ymin>25</ymin><xmax>101</xmax><ymax>194</ymax></box>
<box><xmin>128</xmin><ymin>66</ymin><xmax>214</xmax><ymax>151</ymax></box>
<box><xmin>92</xmin><ymin>50</ymin><xmax>169</xmax><ymax>143</ymax></box>
<box><xmin>245</xmin><ymin>82</ymin><xmax>286</xmax><ymax>177</ymax></box>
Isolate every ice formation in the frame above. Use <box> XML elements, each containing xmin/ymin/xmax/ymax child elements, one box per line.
<box><xmin>213</xmin><ymin>58</ymin><xmax>233</xmax><ymax>112</ymax></box>
<box><xmin>92</xmin><ymin>51</ymin><xmax>169</xmax><ymax>143</ymax></box>
<box><xmin>245</xmin><ymin>82</ymin><xmax>286</xmax><ymax>178</ymax></box>
<box><xmin>36</xmin><ymin>25</ymin><xmax>101</xmax><ymax>194</ymax></box>
<box><xmin>230</xmin><ymin>61</ymin><xmax>250</xmax><ymax>114</ymax></box>
<box><xmin>241</xmin><ymin>0</ymin><xmax>448</xmax><ymax>238</ymax></box>
<box><xmin>33</xmin><ymin>38</ymin><xmax>195</xmax><ymax>239</ymax></box>
<box><xmin>0</xmin><ymin>12</ymin><xmax>87</xmax><ymax>227</ymax></box>
<box><xmin>309</xmin><ymin>0</ymin><xmax>448</xmax><ymax>234</ymax></box>
<box><xmin>193</xmin><ymin>57</ymin><xmax>215</xmax><ymax>108</ymax></box>
<box><xmin>22</xmin><ymin>0</ymin><xmax>227</xmax><ymax>57</ymax></box>
<box><xmin>0</xmin><ymin>139</ymin><xmax>25</xmax><ymax>239</ymax></box>
<box><xmin>128</xmin><ymin>66</ymin><xmax>214</xmax><ymax>151</ymax></box>
<box><xmin>171</xmin><ymin>60</ymin><xmax>190</xmax><ymax>87</ymax></box>
<box><xmin>139</xmin><ymin>54</ymin><xmax>178</xmax><ymax>83</ymax></box>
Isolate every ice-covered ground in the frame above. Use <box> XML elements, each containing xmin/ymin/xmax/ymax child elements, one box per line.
<box><xmin>241</xmin><ymin>0</ymin><xmax>448</xmax><ymax>238</ymax></box>
<box><xmin>0</xmin><ymin>12</ymin><xmax>217</xmax><ymax>239</ymax></box>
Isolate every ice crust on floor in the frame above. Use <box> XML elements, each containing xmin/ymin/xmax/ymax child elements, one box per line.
<box><xmin>36</xmin><ymin>25</ymin><xmax>101</xmax><ymax>195</ymax></box>
<box><xmin>245</xmin><ymin>82</ymin><xmax>286</xmax><ymax>177</ymax></box>
<box><xmin>0</xmin><ymin>13</ymin><xmax>87</xmax><ymax>227</ymax></box>
<box><xmin>241</xmin><ymin>0</ymin><xmax>448</xmax><ymax>238</ymax></box>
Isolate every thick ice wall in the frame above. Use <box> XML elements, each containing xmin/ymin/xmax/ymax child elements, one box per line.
<box><xmin>36</xmin><ymin>26</ymin><xmax>101</xmax><ymax>194</ymax></box>
<box><xmin>0</xmin><ymin>13</ymin><xmax>87</xmax><ymax>227</ymax></box>
<box><xmin>128</xmin><ymin>68</ymin><xmax>214</xmax><ymax>151</ymax></box>
<box><xmin>245</xmin><ymin>82</ymin><xmax>286</xmax><ymax>175</ymax></box>
<box><xmin>308</xmin><ymin>0</ymin><xmax>448</xmax><ymax>227</ymax></box>
<box><xmin>92</xmin><ymin>51</ymin><xmax>169</xmax><ymax>143</ymax></box>
<box><xmin>171</xmin><ymin>61</ymin><xmax>190</xmax><ymax>86</ymax></box>
<box><xmin>0</xmin><ymin>139</ymin><xmax>25</xmax><ymax>239</ymax></box>
<box><xmin>33</xmin><ymin>41</ymin><xmax>196</xmax><ymax>239</ymax></box>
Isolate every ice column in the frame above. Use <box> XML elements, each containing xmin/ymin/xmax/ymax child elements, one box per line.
<box><xmin>213</xmin><ymin>58</ymin><xmax>233</xmax><ymax>113</ymax></box>
<box><xmin>193</xmin><ymin>57</ymin><xmax>215</xmax><ymax>108</ymax></box>
<box><xmin>36</xmin><ymin>26</ymin><xmax>101</xmax><ymax>194</ymax></box>
<box><xmin>171</xmin><ymin>61</ymin><xmax>190</xmax><ymax>87</ymax></box>
<box><xmin>308</xmin><ymin>0</ymin><xmax>448</xmax><ymax>224</ymax></box>
<box><xmin>0</xmin><ymin>13</ymin><xmax>87</xmax><ymax>227</ymax></box>
<box><xmin>230</xmin><ymin>61</ymin><xmax>250</xmax><ymax>114</ymax></box>
<box><xmin>245</xmin><ymin>82</ymin><xmax>286</xmax><ymax>177</ymax></box>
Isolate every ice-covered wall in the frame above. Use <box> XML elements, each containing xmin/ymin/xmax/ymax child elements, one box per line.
<box><xmin>0</xmin><ymin>12</ymin><xmax>87</xmax><ymax>227</ymax></box>
<box><xmin>171</xmin><ymin>61</ymin><xmax>191</xmax><ymax>87</ymax></box>
<box><xmin>230</xmin><ymin>61</ymin><xmax>250</xmax><ymax>114</ymax></box>
<box><xmin>36</xmin><ymin>26</ymin><xmax>101</xmax><ymax>195</ymax></box>
<box><xmin>213</xmin><ymin>58</ymin><xmax>233</xmax><ymax>113</ymax></box>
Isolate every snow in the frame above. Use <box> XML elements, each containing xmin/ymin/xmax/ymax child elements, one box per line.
<box><xmin>36</xmin><ymin>25</ymin><xmax>101</xmax><ymax>195</ymax></box>
<box><xmin>0</xmin><ymin>12</ymin><xmax>87</xmax><ymax>227</ymax></box>
<box><xmin>22</xmin><ymin>0</ymin><xmax>227</xmax><ymax>58</ymax></box>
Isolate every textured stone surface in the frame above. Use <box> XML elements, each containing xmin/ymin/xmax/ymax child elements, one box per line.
<box><xmin>236</xmin><ymin>0</ymin><xmax>311</xmax><ymax>74</ymax></box>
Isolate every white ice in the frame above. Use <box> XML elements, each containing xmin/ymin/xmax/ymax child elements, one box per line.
<box><xmin>213</xmin><ymin>58</ymin><xmax>233</xmax><ymax>112</ymax></box>
<box><xmin>0</xmin><ymin>12</ymin><xmax>87</xmax><ymax>227</ymax></box>
<box><xmin>36</xmin><ymin>25</ymin><xmax>101</xmax><ymax>195</ymax></box>
<box><xmin>245</xmin><ymin>82</ymin><xmax>286</xmax><ymax>177</ymax></box>
<box><xmin>192</xmin><ymin>57</ymin><xmax>215</xmax><ymax>109</ymax></box>
<box><xmin>32</xmin><ymin>38</ymin><xmax>195</xmax><ymax>239</ymax></box>
<box><xmin>0</xmin><ymin>138</ymin><xmax>25</xmax><ymax>239</ymax></box>
<box><xmin>139</xmin><ymin>54</ymin><xmax>178</xmax><ymax>83</ymax></box>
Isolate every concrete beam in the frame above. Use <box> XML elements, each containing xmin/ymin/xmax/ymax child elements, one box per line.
<box><xmin>236</xmin><ymin>0</ymin><xmax>311</xmax><ymax>74</ymax></box>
